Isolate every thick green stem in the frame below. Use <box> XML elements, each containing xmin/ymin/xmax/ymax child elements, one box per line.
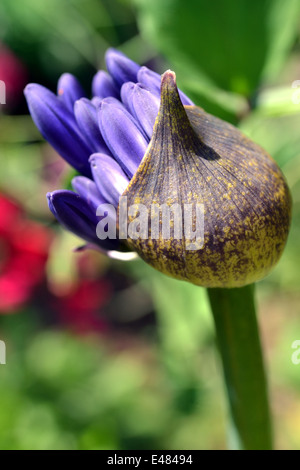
<box><xmin>207</xmin><ymin>284</ymin><xmax>273</xmax><ymax>450</ymax></box>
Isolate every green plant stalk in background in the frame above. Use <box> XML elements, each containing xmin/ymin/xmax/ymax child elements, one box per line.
<box><xmin>208</xmin><ymin>284</ymin><xmax>272</xmax><ymax>450</ymax></box>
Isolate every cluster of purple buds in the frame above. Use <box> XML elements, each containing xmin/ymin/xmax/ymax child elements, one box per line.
<box><xmin>24</xmin><ymin>49</ymin><xmax>193</xmax><ymax>257</ymax></box>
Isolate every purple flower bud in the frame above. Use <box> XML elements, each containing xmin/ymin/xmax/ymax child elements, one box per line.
<box><xmin>74</xmin><ymin>98</ymin><xmax>111</xmax><ymax>155</ymax></box>
<box><xmin>120</xmin><ymin>81</ymin><xmax>135</xmax><ymax>111</ymax></box>
<box><xmin>121</xmin><ymin>82</ymin><xmax>160</xmax><ymax>139</ymax></box>
<box><xmin>57</xmin><ymin>73</ymin><xmax>86</xmax><ymax>112</ymax></box>
<box><xmin>102</xmin><ymin>96</ymin><xmax>147</xmax><ymax>137</ymax></box>
<box><xmin>90</xmin><ymin>153</ymin><xmax>129</xmax><ymax>206</ymax></box>
<box><xmin>24</xmin><ymin>84</ymin><xmax>92</xmax><ymax>177</ymax></box>
<box><xmin>98</xmin><ymin>98</ymin><xmax>149</xmax><ymax>178</ymax></box>
<box><xmin>47</xmin><ymin>190</ymin><xmax>99</xmax><ymax>244</ymax></box>
<box><xmin>47</xmin><ymin>190</ymin><xmax>118</xmax><ymax>251</ymax></box>
<box><xmin>105</xmin><ymin>48</ymin><xmax>140</xmax><ymax>87</ymax></box>
<box><xmin>91</xmin><ymin>97</ymin><xmax>102</xmax><ymax>107</ymax></box>
<box><xmin>137</xmin><ymin>66</ymin><xmax>161</xmax><ymax>95</ymax></box>
<box><xmin>72</xmin><ymin>176</ymin><xmax>106</xmax><ymax>209</ymax></box>
<box><xmin>26</xmin><ymin>48</ymin><xmax>199</xmax><ymax>257</ymax></box>
<box><xmin>92</xmin><ymin>70</ymin><xmax>120</xmax><ymax>99</ymax></box>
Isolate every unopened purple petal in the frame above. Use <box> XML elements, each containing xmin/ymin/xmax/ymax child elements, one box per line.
<box><xmin>100</xmin><ymin>96</ymin><xmax>126</xmax><ymax>108</ymax></box>
<box><xmin>120</xmin><ymin>81</ymin><xmax>135</xmax><ymax>111</ymax></box>
<box><xmin>57</xmin><ymin>73</ymin><xmax>86</xmax><ymax>111</ymax></box>
<box><xmin>91</xmin><ymin>97</ymin><xmax>102</xmax><ymax>107</ymax></box>
<box><xmin>24</xmin><ymin>84</ymin><xmax>92</xmax><ymax>177</ymax></box>
<box><xmin>99</xmin><ymin>96</ymin><xmax>147</xmax><ymax>136</ymax></box>
<box><xmin>105</xmin><ymin>48</ymin><xmax>140</xmax><ymax>87</ymax></box>
<box><xmin>98</xmin><ymin>99</ymin><xmax>149</xmax><ymax>178</ymax></box>
<box><xmin>92</xmin><ymin>70</ymin><xmax>120</xmax><ymax>99</ymax></box>
<box><xmin>47</xmin><ymin>190</ymin><xmax>118</xmax><ymax>250</ymax></box>
<box><xmin>137</xmin><ymin>66</ymin><xmax>161</xmax><ymax>95</ymax></box>
<box><xmin>121</xmin><ymin>82</ymin><xmax>159</xmax><ymax>139</ymax></box>
<box><xmin>72</xmin><ymin>176</ymin><xmax>107</xmax><ymax>209</ymax></box>
<box><xmin>90</xmin><ymin>153</ymin><xmax>129</xmax><ymax>206</ymax></box>
<box><xmin>47</xmin><ymin>190</ymin><xmax>99</xmax><ymax>244</ymax></box>
<box><xmin>74</xmin><ymin>98</ymin><xmax>112</xmax><ymax>154</ymax></box>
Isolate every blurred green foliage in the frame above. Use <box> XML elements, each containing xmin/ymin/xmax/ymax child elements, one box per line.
<box><xmin>135</xmin><ymin>0</ymin><xmax>300</xmax><ymax>92</ymax></box>
<box><xmin>0</xmin><ymin>309</ymin><xmax>223</xmax><ymax>450</ymax></box>
<box><xmin>0</xmin><ymin>0</ymin><xmax>139</xmax><ymax>90</ymax></box>
<box><xmin>134</xmin><ymin>0</ymin><xmax>300</xmax><ymax>121</ymax></box>
<box><xmin>0</xmin><ymin>0</ymin><xmax>300</xmax><ymax>451</ymax></box>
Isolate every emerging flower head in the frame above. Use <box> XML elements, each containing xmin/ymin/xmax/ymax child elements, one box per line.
<box><xmin>24</xmin><ymin>49</ymin><xmax>193</xmax><ymax>255</ymax></box>
<box><xmin>24</xmin><ymin>49</ymin><xmax>291</xmax><ymax>288</ymax></box>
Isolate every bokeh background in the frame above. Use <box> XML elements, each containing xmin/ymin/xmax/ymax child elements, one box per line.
<box><xmin>0</xmin><ymin>0</ymin><xmax>300</xmax><ymax>450</ymax></box>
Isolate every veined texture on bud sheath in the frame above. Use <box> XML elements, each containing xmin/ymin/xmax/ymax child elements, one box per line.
<box><xmin>121</xmin><ymin>71</ymin><xmax>292</xmax><ymax>288</ymax></box>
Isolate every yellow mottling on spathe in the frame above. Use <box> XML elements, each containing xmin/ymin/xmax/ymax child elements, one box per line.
<box><xmin>243</xmin><ymin>216</ymin><xmax>251</xmax><ymax>226</ymax></box>
<box><xmin>121</xmin><ymin>88</ymin><xmax>291</xmax><ymax>288</ymax></box>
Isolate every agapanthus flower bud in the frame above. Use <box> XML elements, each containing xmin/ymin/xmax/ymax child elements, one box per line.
<box><xmin>98</xmin><ymin>98</ymin><xmax>148</xmax><ymax>178</ymax></box>
<box><xmin>122</xmin><ymin>71</ymin><xmax>292</xmax><ymax>287</ymax></box>
<box><xmin>57</xmin><ymin>73</ymin><xmax>87</xmax><ymax>111</ymax></box>
<box><xmin>121</xmin><ymin>82</ymin><xmax>160</xmax><ymax>138</ymax></box>
<box><xmin>105</xmin><ymin>48</ymin><xmax>140</xmax><ymax>87</ymax></box>
<box><xmin>25</xmin><ymin>50</ymin><xmax>291</xmax><ymax>285</ymax></box>
<box><xmin>74</xmin><ymin>98</ymin><xmax>111</xmax><ymax>154</ymax></box>
<box><xmin>92</xmin><ymin>70</ymin><xmax>119</xmax><ymax>100</ymax></box>
<box><xmin>47</xmin><ymin>190</ymin><xmax>118</xmax><ymax>251</ymax></box>
<box><xmin>24</xmin><ymin>83</ymin><xmax>92</xmax><ymax>177</ymax></box>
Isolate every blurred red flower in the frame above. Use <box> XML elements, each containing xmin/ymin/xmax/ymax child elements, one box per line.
<box><xmin>52</xmin><ymin>278</ymin><xmax>112</xmax><ymax>335</ymax></box>
<box><xmin>0</xmin><ymin>194</ymin><xmax>52</xmax><ymax>312</ymax></box>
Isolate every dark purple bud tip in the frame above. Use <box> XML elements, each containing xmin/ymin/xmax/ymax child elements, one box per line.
<box><xmin>47</xmin><ymin>190</ymin><xmax>99</xmax><ymax>246</ymax></box>
<box><xmin>47</xmin><ymin>190</ymin><xmax>120</xmax><ymax>252</ymax></box>
<box><xmin>105</xmin><ymin>48</ymin><xmax>140</xmax><ymax>87</ymax></box>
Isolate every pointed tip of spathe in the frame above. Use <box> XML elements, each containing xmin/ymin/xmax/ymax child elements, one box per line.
<box><xmin>161</xmin><ymin>70</ymin><xmax>177</xmax><ymax>87</ymax></box>
<box><xmin>159</xmin><ymin>70</ymin><xmax>184</xmax><ymax>111</ymax></box>
<box><xmin>160</xmin><ymin>70</ymin><xmax>180</xmax><ymax>101</ymax></box>
<box><xmin>162</xmin><ymin>69</ymin><xmax>176</xmax><ymax>79</ymax></box>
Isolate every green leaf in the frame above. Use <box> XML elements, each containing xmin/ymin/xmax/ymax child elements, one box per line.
<box><xmin>134</xmin><ymin>0</ymin><xmax>300</xmax><ymax>96</ymax></box>
<box><xmin>239</xmin><ymin>111</ymin><xmax>300</xmax><ymax>169</ymax></box>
